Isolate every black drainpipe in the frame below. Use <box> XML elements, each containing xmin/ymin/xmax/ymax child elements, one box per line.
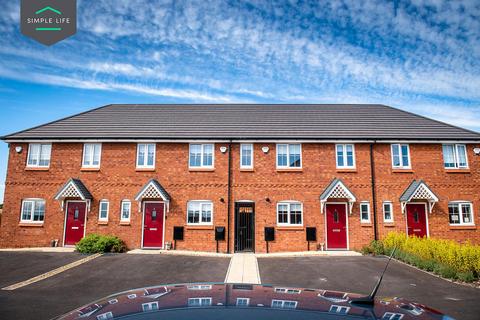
<box><xmin>227</xmin><ymin>140</ymin><xmax>232</xmax><ymax>253</ymax></box>
<box><xmin>370</xmin><ymin>142</ymin><xmax>378</xmax><ymax>241</ymax></box>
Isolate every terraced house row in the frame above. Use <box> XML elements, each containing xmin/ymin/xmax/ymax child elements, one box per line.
<box><xmin>0</xmin><ymin>104</ymin><xmax>479</xmax><ymax>252</ymax></box>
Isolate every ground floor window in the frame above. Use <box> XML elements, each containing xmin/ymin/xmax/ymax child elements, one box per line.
<box><xmin>188</xmin><ymin>297</ymin><xmax>212</xmax><ymax>307</ymax></box>
<box><xmin>448</xmin><ymin>202</ymin><xmax>474</xmax><ymax>225</ymax></box>
<box><xmin>121</xmin><ymin>200</ymin><xmax>131</xmax><ymax>222</ymax></box>
<box><xmin>277</xmin><ymin>202</ymin><xmax>303</xmax><ymax>226</ymax></box>
<box><xmin>98</xmin><ymin>200</ymin><xmax>109</xmax><ymax>222</ymax></box>
<box><xmin>21</xmin><ymin>199</ymin><xmax>45</xmax><ymax>223</ymax></box>
<box><xmin>187</xmin><ymin>201</ymin><xmax>213</xmax><ymax>225</ymax></box>
<box><xmin>236</xmin><ymin>298</ymin><xmax>250</xmax><ymax>306</ymax></box>
<box><xmin>96</xmin><ymin>312</ymin><xmax>113</xmax><ymax>320</ymax></box>
<box><xmin>329</xmin><ymin>305</ymin><xmax>350</xmax><ymax>314</ymax></box>
<box><xmin>360</xmin><ymin>202</ymin><xmax>370</xmax><ymax>223</ymax></box>
<box><xmin>271</xmin><ymin>299</ymin><xmax>297</xmax><ymax>309</ymax></box>
<box><xmin>383</xmin><ymin>202</ymin><xmax>393</xmax><ymax>222</ymax></box>
<box><xmin>382</xmin><ymin>312</ymin><xmax>404</xmax><ymax>320</ymax></box>
<box><xmin>142</xmin><ymin>302</ymin><xmax>159</xmax><ymax>312</ymax></box>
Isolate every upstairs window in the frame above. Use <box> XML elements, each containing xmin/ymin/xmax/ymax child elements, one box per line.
<box><xmin>21</xmin><ymin>199</ymin><xmax>45</xmax><ymax>223</ymax></box>
<box><xmin>449</xmin><ymin>202</ymin><xmax>474</xmax><ymax>225</ymax></box>
<box><xmin>383</xmin><ymin>202</ymin><xmax>393</xmax><ymax>222</ymax></box>
<box><xmin>391</xmin><ymin>144</ymin><xmax>410</xmax><ymax>169</ymax></box>
<box><xmin>120</xmin><ymin>200</ymin><xmax>131</xmax><ymax>222</ymax></box>
<box><xmin>82</xmin><ymin>143</ymin><xmax>102</xmax><ymax>168</ymax></box>
<box><xmin>189</xmin><ymin>144</ymin><xmax>214</xmax><ymax>168</ymax></box>
<box><xmin>360</xmin><ymin>202</ymin><xmax>370</xmax><ymax>223</ymax></box>
<box><xmin>187</xmin><ymin>201</ymin><xmax>213</xmax><ymax>225</ymax></box>
<box><xmin>27</xmin><ymin>143</ymin><xmax>51</xmax><ymax>167</ymax></box>
<box><xmin>336</xmin><ymin>144</ymin><xmax>355</xmax><ymax>168</ymax></box>
<box><xmin>240</xmin><ymin>144</ymin><xmax>253</xmax><ymax>169</ymax></box>
<box><xmin>277</xmin><ymin>144</ymin><xmax>301</xmax><ymax>168</ymax></box>
<box><xmin>98</xmin><ymin>200</ymin><xmax>109</xmax><ymax>222</ymax></box>
<box><xmin>277</xmin><ymin>202</ymin><xmax>303</xmax><ymax>226</ymax></box>
<box><xmin>137</xmin><ymin>143</ymin><xmax>155</xmax><ymax>168</ymax></box>
<box><xmin>442</xmin><ymin>144</ymin><xmax>467</xmax><ymax>168</ymax></box>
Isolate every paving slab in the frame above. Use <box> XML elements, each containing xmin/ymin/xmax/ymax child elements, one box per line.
<box><xmin>225</xmin><ymin>253</ymin><xmax>261</xmax><ymax>284</ymax></box>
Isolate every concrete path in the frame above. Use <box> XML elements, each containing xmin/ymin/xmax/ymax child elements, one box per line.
<box><xmin>225</xmin><ymin>253</ymin><xmax>261</xmax><ymax>284</ymax></box>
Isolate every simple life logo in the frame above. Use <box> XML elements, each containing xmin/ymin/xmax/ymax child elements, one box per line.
<box><xmin>21</xmin><ymin>0</ymin><xmax>77</xmax><ymax>46</ymax></box>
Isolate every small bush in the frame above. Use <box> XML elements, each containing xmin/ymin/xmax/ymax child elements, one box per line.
<box><xmin>433</xmin><ymin>264</ymin><xmax>457</xmax><ymax>279</ymax></box>
<box><xmin>76</xmin><ymin>234</ymin><xmax>127</xmax><ymax>253</ymax></box>
<box><xmin>360</xmin><ymin>245</ymin><xmax>373</xmax><ymax>255</ymax></box>
<box><xmin>457</xmin><ymin>271</ymin><xmax>475</xmax><ymax>283</ymax></box>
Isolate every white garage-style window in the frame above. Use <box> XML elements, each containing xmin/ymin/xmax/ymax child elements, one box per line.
<box><xmin>189</xmin><ymin>144</ymin><xmax>214</xmax><ymax>168</ymax></box>
<box><xmin>187</xmin><ymin>201</ymin><xmax>213</xmax><ymax>225</ymax></box>
<box><xmin>277</xmin><ymin>202</ymin><xmax>303</xmax><ymax>226</ymax></box>
<box><xmin>448</xmin><ymin>202</ymin><xmax>474</xmax><ymax>226</ymax></box>
<box><xmin>336</xmin><ymin>144</ymin><xmax>355</xmax><ymax>168</ymax></box>
<box><xmin>27</xmin><ymin>143</ymin><xmax>51</xmax><ymax>168</ymax></box>
<box><xmin>360</xmin><ymin>202</ymin><xmax>370</xmax><ymax>223</ymax></box>
<box><xmin>271</xmin><ymin>299</ymin><xmax>297</xmax><ymax>309</ymax></box>
<box><xmin>20</xmin><ymin>199</ymin><xmax>45</xmax><ymax>223</ymax></box>
<box><xmin>442</xmin><ymin>144</ymin><xmax>468</xmax><ymax>168</ymax></box>
<box><xmin>391</xmin><ymin>144</ymin><xmax>410</xmax><ymax>169</ymax></box>
<box><xmin>82</xmin><ymin>143</ymin><xmax>102</xmax><ymax>168</ymax></box>
<box><xmin>188</xmin><ymin>297</ymin><xmax>212</xmax><ymax>307</ymax></box>
<box><xmin>137</xmin><ymin>143</ymin><xmax>156</xmax><ymax>168</ymax></box>
<box><xmin>383</xmin><ymin>202</ymin><xmax>393</xmax><ymax>222</ymax></box>
<box><xmin>120</xmin><ymin>200</ymin><xmax>131</xmax><ymax>222</ymax></box>
<box><xmin>240</xmin><ymin>144</ymin><xmax>253</xmax><ymax>169</ymax></box>
<box><xmin>98</xmin><ymin>200</ymin><xmax>109</xmax><ymax>222</ymax></box>
<box><xmin>276</xmin><ymin>144</ymin><xmax>301</xmax><ymax>168</ymax></box>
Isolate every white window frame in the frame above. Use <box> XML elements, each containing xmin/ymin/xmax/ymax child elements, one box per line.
<box><xmin>448</xmin><ymin>202</ymin><xmax>475</xmax><ymax>226</ymax></box>
<box><xmin>383</xmin><ymin>202</ymin><xmax>394</xmax><ymax>223</ymax></box>
<box><xmin>108</xmin><ymin>299</ymin><xmax>118</xmax><ymax>304</ymax></box>
<box><xmin>20</xmin><ymin>199</ymin><xmax>45</xmax><ymax>223</ymax></box>
<box><xmin>98</xmin><ymin>200</ymin><xmax>109</xmax><ymax>222</ymax></box>
<box><xmin>276</xmin><ymin>201</ymin><xmax>303</xmax><ymax>226</ymax></box>
<box><xmin>236</xmin><ymin>298</ymin><xmax>250</xmax><ymax>307</ymax></box>
<box><xmin>142</xmin><ymin>302</ymin><xmax>159</xmax><ymax>312</ymax></box>
<box><xmin>382</xmin><ymin>312</ymin><xmax>404</xmax><ymax>320</ymax></box>
<box><xmin>240</xmin><ymin>143</ymin><xmax>254</xmax><ymax>169</ymax></box>
<box><xmin>335</xmin><ymin>144</ymin><xmax>356</xmax><ymax>169</ymax></box>
<box><xmin>271</xmin><ymin>299</ymin><xmax>298</xmax><ymax>309</ymax></box>
<box><xmin>96</xmin><ymin>312</ymin><xmax>113</xmax><ymax>320</ymax></box>
<box><xmin>136</xmin><ymin>143</ymin><xmax>156</xmax><ymax>168</ymax></box>
<box><xmin>442</xmin><ymin>144</ymin><xmax>468</xmax><ymax>169</ymax></box>
<box><xmin>120</xmin><ymin>200</ymin><xmax>131</xmax><ymax>222</ymax></box>
<box><xmin>187</xmin><ymin>201</ymin><xmax>213</xmax><ymax>225</ymax></box>
<box><xmin>188</xmin><ymin>297</ymin><xmax>212</xmax><ymax>307</ymax></box>
<box><xmin>26</xmin><ymin>143</ymin><xmax>51</xmax><ymax>168</ymax></box>
<box><xmin>360</xmin><ymin>202</ymin><xmax>371</xmax><ymax>223</ymax></box>
<box><xmin>187</xmin><ymin>284</ymin><xmax>212</xmax><ymax>290</ymax></box>
<box><xmin>189</xmin><ymin>143</ymin><xmax>214</xmax><ymax>168</ymax></box>
<box><xmin>391</xmin><ymin>144</ymin><xmax>411</xmax><ymax>169</ymax></box>
<box><xmin>329</xmin><ymin>305</ymin><xmax>350</xmax><ymax>314</ymax></box>
<box><xmin>274</xmin><ymin>287</ymin><xmax>301</xmax><ymax>294</ymax></box>
<box><xmin>276</xmin><ymin>144</ymin><xmax>302</xmax><ymax>169</ymax></box>
<box><xmin>82</xmin><ymin>143</ymin><xmax>102</xmax><ymax>168</ymax></box>
<box><xmin>127</xmin><ymin>294</ymin><xmax>137</xmax><ymax>299</ymax></box>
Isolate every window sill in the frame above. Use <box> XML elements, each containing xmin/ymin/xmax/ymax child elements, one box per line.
<box><xmin>449</xmin><ymin>225</ymin><xmax>476</xmax><ymax>230</ymax></box>
<box><xmin>240</xmin><ymin>168</ymin><xmax>254</xmax><ymax>172</ymax></box>
<box><xmin>98</xmin><ymin>221</ymin><xmax>109</xmax><ymax>225</ymax></box>
<box><xmin>119</xmin><ymin>222</ymin><xmax>131</xmax><ymax>226</ymax></box>
<box><xmin>336</xmin><ymin>168</ymin><xmax>357</xmax><ymax>173</ymax></box>
<box><xmin>383</xmin><ymin>223</ymin><xmax>395</xmax><ymax>227</ymax></box>
<box><xmin>185</xmin><ymin>225</ymin><xmax>214</xmax><ymax>230</ymax></box>
<box><xmin>360</xmin><ymin>223</ymin><xmax>372</xmax><ymax>227</ymax></box>
<box><xmin>276</xmin><ymin>168</ymin><xmax>303</xmax><ymax>172</ymax></box>
<box><xmin>136</xmin><ymin>168</ymin><xmax>156</xmax><ymax>172</ymax></box>
<box><xmin>81</xmin><ymin>167</ymin><xmax>100</xmax><ymax>172</ymax></box>
<box><xmin>18</xmin><ymin>222</ymin><xmax>44</xmax><ymax>227</ymax></box>
<box><xmin>444</xmin><ymin>169</ymin><xmax>470</xmax><ymax>173</ymax></box>
<box><xmin>189</xmin><ymin>168</ymin><xmax>215</xmax><ymax>172</ymax></box>
<box><xmin>276</xmin><ymin>226</ymin><xmax>304</xmax><ymax>231</ymax></box>
<box><xmin>25</xmin><ymin>167</ymin><xmax>49</xmax><ymax>171</ymax></box>
<box><xmin>392</xmin><ymin>169</ymin><xmax>413</xmax><ymax>173</ymax></box>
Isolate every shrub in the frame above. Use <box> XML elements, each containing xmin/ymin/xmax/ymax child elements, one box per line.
<box><xmin>457</xmin><ymin>271</ymin><xmax>475</xmax><ymax>283</ymax></box>
<box><xmin>76</xmin><ymin>234</ymin><xmax>127</xmax><ymax>253</ymax></box>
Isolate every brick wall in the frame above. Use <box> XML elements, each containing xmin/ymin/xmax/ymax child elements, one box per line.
<box><xmin>0</xmin><ymin>141</ymin><xmax>478</xmax><ymax>251</ymax></box>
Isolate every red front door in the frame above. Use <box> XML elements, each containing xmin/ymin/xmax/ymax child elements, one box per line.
<box><xmin>64</xmin><ymin>201</ymin><xmax>86</xmax><ymax>246</ymax></box>
<box><xmin>143</xmin><ymin>202</ymin><xmax>165</xmax><ymax>248</ymax></box>
<box><xmin>326</xmin><ymin>203</ymin><xmax>348</xmax><ymax>250</ymax></box>
<box><xmin>406</xmin><ymin>203</ymin><xmax>428</xmax><ymax>237</ymax></box>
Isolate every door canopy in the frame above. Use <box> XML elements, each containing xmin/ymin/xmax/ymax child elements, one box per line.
<box><xmin>320</xmin><ymin>178</ymin><xmax>356</xmax><ymax>214</ymax></box>
<box><xmin>135</xmin><ymin>179</ymin><xmax>171</xmax><ymax>211</ymax></box>
<box><xmin>54</xmin><ymin>178</ymin><xmax>93</xmax><ymax>211</ymax></box>
<box><xmin>400</xmin><ymin>180</ymin><xmax>438</xmax><ymax>214</ymax></box>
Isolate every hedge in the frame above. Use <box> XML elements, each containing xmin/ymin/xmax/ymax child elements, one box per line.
<box><xmin>75</xmin><ymin>234</ymin><xmax>127</xmax><ymax>254</ymax></box>
<box><xmin>361</xmin><ymin>232</ymin><xmax>480</xmax><ymax>282</ymax></box>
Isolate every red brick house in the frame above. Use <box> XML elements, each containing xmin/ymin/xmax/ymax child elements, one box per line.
<box><xmin>0</xmin><ymin>104</ymin><xmax>479</xmax><ymax>252</ymax></box>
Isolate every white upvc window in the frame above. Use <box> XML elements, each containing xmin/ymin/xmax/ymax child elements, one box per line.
<box><xmin>96</xmin><ymin>312</ymin><xmax>113</xmax><ymax>320</ymax></box>
<box><xmin>391</xmin><ymin>144</ymin><xmax>410</xmax><ymax>169</ymax></box>
<box><xmin>136</xmin><ymin>143</ymin><xmax>155</xmax><ymax>168</ymax></box>
<box><xmin>20</xmin><ymin>199</ymin><xmax>45</xmax><ymax>223</ymax></box>
<box><xmin>188</xmin><ymin>297</ymin><xmax>212</xmax><ymax>307</ymax></box>
<box><xmin>383</xmin><ymin>202</ymin><xmax>393</xmax><ymax>223</ymax></box>
<box><xmin>120</xmin><ymin>200</ymin><xmax>131</xmax><ymax>222</ymax></box>
<box><xmin>274</xmin><ymin>288</ymin><xmax>301</xmax><ymax>294</ymax></box>
<box><xmin>271</xmin><ymin>299</ymin><xmax>297</xmax><ymax>309</ymax></box>
<box><xmin>187</xmin><ymin>201</ymin><xmax>213</xmax><ymax>225</ymax></box>
<box><xmin>189</xmin><ymin>144</ymin><xmax>214</xmax><ymax>168</ymax></box>
<box><xmin>276</xmin><ymin>144</ymin><xmax>301</xmax><ymax>168</ymax></box>
<box><xmin>382</xmin><ymin>312</ymin><xmax>404</xmax><ymax>320</ymax></box>
<box><xmin>329</xmin><ymin>305</ymin><xmax>350</xmax><ymax>314</ymax></box>
<box><xmin>236</xmin><ymin>298</ymin><xmax>250</xmax><ymax>306</ymax></box>
<box><xmin>98</xmin><ymin>200</ymin><xmax>109</xmax><ymax>222</ymax></box>
<box><xmin>448</xmin><ymin>202</ymin><xmax>474</xmax><ymax>226</ymax></box>
<box><xmin>27</xmin><ymin>143</ymin><xmax>51</xmax><ymax>167</ymax></box>
<box><xmin>442</xmin><ymin>144</ymin><xmax>468</xmax><ymax>168</ymax></box>
<box><xmin>336</xmin><ymin>144</ymin><xmax>355</xmax><ymax>168</ymax></box>
<box><xmin>240</xmin><ymin>144</ymin><xmax>253</xmax><ymax>169</ymax></box>
<box><xmin>277</xmin><ymin>202</ymin><xmax>303</xmax><ymax>226</ymax></box>
<box><xmin>360</xmin><ymin>202</ymin><xmax>370</xmax><ymax>223</ymax></box>
<box><xmin>187</xmin><ymin>284</ymin><xmax>212</xmax><ymax>290</ymax></box>
<box><xmin>142</xmin><ymin>302</ymin><xmax>159</xmax><ymax>312</ymax></box>
<box><xmin>82</xmin><ymin>143</ymin><xmax>102</xmax><ymax>168</ymax></box>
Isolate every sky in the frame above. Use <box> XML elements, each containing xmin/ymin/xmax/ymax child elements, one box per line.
<box><xmin>0</xmin><ymin>0</ymin><xmax>479</xmax><ymax>203</ymax></box>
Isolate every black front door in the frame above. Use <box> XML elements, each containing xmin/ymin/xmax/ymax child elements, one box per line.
<box><xmin>235</xmin><ymin>202</ymin><xmax>255</xmax><ymax>252</ymax></box>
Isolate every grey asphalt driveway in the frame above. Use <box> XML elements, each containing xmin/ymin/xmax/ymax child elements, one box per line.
<box><xmin>258</xmin><ymin>255</ymin><xmax>480</xmax><ymax>320</ymax></box>
<box><xmin>0</xmin><ymin>253</ymin><xmax>230</xmax><ymax>320</ymax></box>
